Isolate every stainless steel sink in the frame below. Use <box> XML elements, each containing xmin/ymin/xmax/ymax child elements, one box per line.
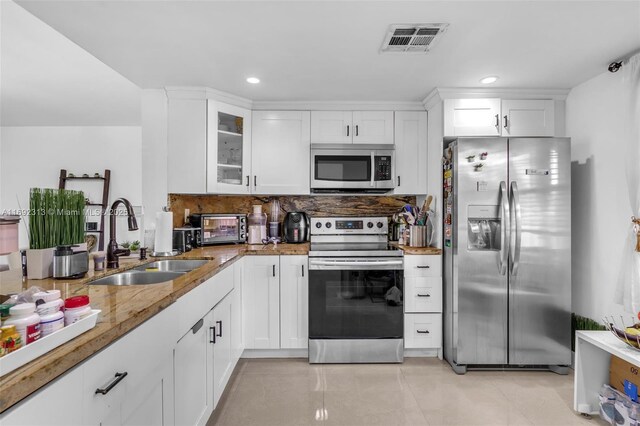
<box><xmin>89</xmin><ymin>271</ymin><xmax>185</xmax><ymax>286</ymax></box>
<box><xmin>134</xmin><ymin>259</ymin><xmax>208</xmax><ymax>273</ymax></box>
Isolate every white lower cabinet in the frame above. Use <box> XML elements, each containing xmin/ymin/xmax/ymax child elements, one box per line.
<box><xmin>404</xmin><ymin>255</ymin><xmax>443</xmax><ymax>352</ymax></box>
<box><xmin>174</xmin><ymin>313</ymin><xmax>213</xmax><ymax>426</ymax></box>
<box><xmin>279</xmin><ymin>255</ymin><xmax>309</xmax><ymax>349</ymax></box>
<box><xmin>212</xmin><ymin>294</ymin><xmax>233</xmax><ymax>408</ymax></box>
<box><xmin>0</xmin><ymin>364</ymin><xmax>84</xmax><ymax>425</ymax></box>
<box><xmin>243</xmin><ymin>255</ymin><xmax>281</xmax><ymax>349</ymax></box>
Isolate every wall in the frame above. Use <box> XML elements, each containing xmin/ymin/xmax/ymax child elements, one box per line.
<box><xmin>567</xmin><ymin>70</ymin><xmax>633</xmax><ymax>321</ymax></box>
<box><xmin>0</xmin><ymin>126</ymin><xmax>143</xmax><ymax>254</ymax></box>
<box><xmin>141</xmin><ymin>89</ymin><xmax>168</xmax><ymax>228</ymax></box>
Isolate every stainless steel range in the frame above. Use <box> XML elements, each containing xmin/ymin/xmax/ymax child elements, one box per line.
<box><xmin>308</xmin><ymin>216</ymin><xmax>404</xmax><ymax>363</ymax></box>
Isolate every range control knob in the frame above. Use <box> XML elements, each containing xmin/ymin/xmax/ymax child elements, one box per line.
<box><xmin>325</xmin><ymin>222</ymin><xmax>332</xmax><ymax>229</ymax></box>
<box><xmin>315</xmin><ymin>222</ymin><xmax>322</xmax><ymax>229</ymax></box>
<box><xmin>367</xmin><ymin>222</ymin><xmax>374</xmax><ymax>229</ymax></box>
<box><xmin>376</xmin><ymin>222</ymin><xmax>384</xmax><ymax>229</ymax></box>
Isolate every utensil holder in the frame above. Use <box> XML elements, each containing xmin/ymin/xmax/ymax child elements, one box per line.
<box><xmin>409</xmin><ymin>225</ymin><xmax>428</xmax><ymax>247</ymax></box>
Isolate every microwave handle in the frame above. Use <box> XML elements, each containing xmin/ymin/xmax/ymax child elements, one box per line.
<box><xmin>370</xmin><ymin>152</ymin><xmax>375</xmax><ymax>187</ymax></box>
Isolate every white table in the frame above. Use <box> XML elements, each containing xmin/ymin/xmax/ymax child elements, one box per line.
<box><xmin>574</xmin><ymin>331</ymin><xmax>640</xmax><ymax>414</ymax></box>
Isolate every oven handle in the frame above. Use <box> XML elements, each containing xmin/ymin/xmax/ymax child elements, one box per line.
<box><xmin>309</xmin><ymin>259</ymin><xmax>403</xmax><ymax>270</ymax></box>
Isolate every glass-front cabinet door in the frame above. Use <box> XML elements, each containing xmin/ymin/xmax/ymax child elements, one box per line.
<box><xmin>207</xmin><ymin>100</ymin><xmax>252</xmax><ymax>194</ymax></box>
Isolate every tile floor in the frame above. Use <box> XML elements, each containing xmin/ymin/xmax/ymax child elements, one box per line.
<box><xmin>209</xmin><ymin>358</ymin><xmax>605</xmax><ymax>426</ymax></box>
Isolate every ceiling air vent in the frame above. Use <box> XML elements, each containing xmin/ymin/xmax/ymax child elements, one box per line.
<box><xmin>380</xmin><ymin>24</ymin><xmax>449</xmax><ymax>53</ymax></box>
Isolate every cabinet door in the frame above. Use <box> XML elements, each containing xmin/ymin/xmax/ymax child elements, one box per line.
<box><xmin>0</xmin><ymin>366</ymin><xmax>83</xmax><ymax>426</ymax></box>
<box><xmin>280</xmin><ymin>255</ymin><xmax>309</xmax><ymax>349</ymax></box>
<box><xmin>252</xmin><ymin>111</ymin><xmax>311</xmax><ymax>194</ymax></box>
<box><xmin>404</xmin><ymin>313</ymin><xmax>442</xmax><ymax>349</ymax></box>
<box><xmin>394</xmin><ymin>111</ymin><xmax>427</xmax><ymax>194</ymax></box>
<box><xmin>444</xmin><ymin>98</ymin><xmax>501</xmax><ymax>137</ymax></box>
<box><xmin>352</xmin><ymin>111</ymin><xmax>394</xmax><ymax>144</ymax></box>
<box><xmin>231</xmin><ymin>259</ymin><xmax>244</xmax><ymax>362</ymax></box>
<box><xmin>207</xmin><ymin>101</ymin><xmax>252</xmax><ymax>194</ymax></box>
<box><xmin>310</xmin><ymin>111</ymin><xmax>353</xmax><ymax>144</ymax></box>
<box><xmin>174</xmin><ymin>315</ymin><xmax>213</xmax><ymax>426</ymax></box>
<box><xmin>501</xmin><ymin>99</ymin><xmax>555</xmax><ymax>137</ymax></box>
<box><xmin>168</xmin><ymin>99</ymin><xmax>207</xmax><ymax>193</ymax></box>
<box><xmin>212</xmin><ymin>294</ymin><xmax>233</xmax><ymax>408</ymax></box>
<box><xmin>243</xmin><ymin>255</ymin><xmax>280</xmax><ymax>349</ymax></box>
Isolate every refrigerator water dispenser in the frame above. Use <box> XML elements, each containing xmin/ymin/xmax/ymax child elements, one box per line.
<box><xmin>467</xmin><ymin>205</ymin><xmax>500</xmax><ymax>251</ymax></box>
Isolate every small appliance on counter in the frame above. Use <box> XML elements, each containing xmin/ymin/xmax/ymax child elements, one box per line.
<box><xmin>189</xmin><ymin>213</ymin><xmax>246</xmax><ymax>245</ymax></box>
<box><xmin>282</xmin><ymin>212</ymin><xmax>309</xmax><ymax>243</ymax></box>
<box><xmin>52</xmin><ymin>245</ymin><xmax>89</xmax><ymax>279</ymax></box>
<box><xmin>172</xmin><ymin>228</ymin><xmax>193</xmax><ymax>253</ymax></box>
<box><xmin>247</xmin><ymin>205</ymin><xmax>267</xmax><ymax>244</ymax></box>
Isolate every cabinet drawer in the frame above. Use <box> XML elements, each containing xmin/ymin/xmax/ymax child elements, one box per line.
<box><xmin>404</xmin><ymin>277</ymin><xmax>442</xmax><ymax>313</ymax></box>
<box><xmin>82</xmin><ymin>304</ymin><xmax>176</xmax><ymax>425</ymax></box>
<box><xmin>404</xmin><ymin>313</ymin><xmax>442</xmax><ymax>349</ymax></box>
<box><xmin>404</xmin><ymin>255</ymin><xmax>442</xmax><ymax>277</ymax></box>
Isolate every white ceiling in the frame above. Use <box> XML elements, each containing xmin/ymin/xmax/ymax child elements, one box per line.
<box><xmin>13</xmin><ymin>0</ymin><xmax>640</xmax><ymax>104</ymax></box>
<box><xmin>1</xmin><ymin>1</ymin><xmax>141</xmax><ymax>126</ymax></box>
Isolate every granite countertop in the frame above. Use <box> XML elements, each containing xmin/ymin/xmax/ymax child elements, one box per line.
<box><xmin>0</xmin><ymin>242</ymin><xmax>308</xmax><ymax>413</ymax></box>
<box><xmin>389</xmin><ymin>242</ymin><xmax>442</xmax><ymax>255</ymax></box>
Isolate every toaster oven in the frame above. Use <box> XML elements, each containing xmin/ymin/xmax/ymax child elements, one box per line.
<box><xmin>189</xmin><ymin>214</ymin><xmax>247</xmax><ymax>245</ymax></box>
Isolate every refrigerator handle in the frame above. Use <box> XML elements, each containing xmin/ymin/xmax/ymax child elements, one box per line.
<box><xmin>510</xmin><ymin>181</ymin><xmax>522</xmax><ymax>276</ymax></box>
<box><xmin>498</xmin><ymin>181</ymin><xmax>510</xmax><ymax>275</ymax></box>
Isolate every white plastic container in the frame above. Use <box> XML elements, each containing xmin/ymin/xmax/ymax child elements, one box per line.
<box><xmin>4</xmin><ymin>303</ymin><xmax>41</xmax><ymax>345</ymax></box>
<box><xmin>39</xmin><ymin>311</ymin><xmax>64</xmax><ymax>337</ymax></box>
<box><xmin>35</xmin><ymin>299</ymin><xmax>63</xmax><ymax>316</ymax></box>
<box><xmin>64</xmin><ymin>295</ymin><xmax>91</xmax><ymax>326</ymax></box>
<box><xmin>33</xmin><ymin>290</ymin><xmax>61</xmax><ymax>304</ymax></box>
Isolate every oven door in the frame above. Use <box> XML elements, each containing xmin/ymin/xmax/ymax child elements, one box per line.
<box><xmin>308</xmin><ymin>257</ymin><xmax>404</xmax><ymax>340</ymax></box>
<box><xmin>201</xmin><ymin>216</ymin><xmax>241</xmax><ymax>245</ymax></box>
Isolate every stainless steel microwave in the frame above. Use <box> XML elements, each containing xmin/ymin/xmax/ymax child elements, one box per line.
<box><xmin>310</xmin><ymin>144</ymin><xmax>395</xmax><ymax>193</ymax></box>
<box><xmin>188</xmin><ymin>214</ymin><xmax>246</xmax><ymax>245</ymax></box>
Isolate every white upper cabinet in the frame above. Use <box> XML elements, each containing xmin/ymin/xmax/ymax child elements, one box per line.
<box><xmin>501</xmin><ymin>99</ymin><xmax>555</xmax><ymax>137</ymax></box>
<box><xmin>279</xmin><ymin>255</ymin><xmax>309</xmax><ymax>349</ymax></box>
<box><xmin>207</xmin><ymin>101</ymin><xmax>252</xmax><ymax>194</ymax></box>
<box><xmin>444</xmin><ymin>98</ymin><xmax>501</xmax><ymax>137</ymax></box>
<box><xmin>251</xmin><ymin>111</ymin><xmax>311</xmax><ymax>195</ymax></box>
<box><xmin>310</xmin><ymin>111</ymin><xmax>353</xmax><ymax>144</ymax></box>
<box><xmin>352</xmin><ymin>111</ymin><xmax>394</xmax><ymax>144</ymax></box>
<box><xmin>394</xmin><ymin>111</ymin><xmax>427</xmax><ymax>195</ymax></box>
<box><xmin>168</xmin><ymin>99</ymin><xmax>208</xmax><ymax>193</ymax></box>
<box><xmin>311</xmin><ymin>111</ymin><xmax>394</xmax><ymax>144</ymax></box>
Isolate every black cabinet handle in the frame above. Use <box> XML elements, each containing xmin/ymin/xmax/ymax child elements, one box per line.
<box><xmin>254</xmin><ymin>176</ymin><xmax>257</xmax><ymax>187</ymax></box>
<box><xmin>346</xmin><ymin>125</ymin><xmax>349</xmax><ymax>137</ymax></box>
<box><xmin>246</xmin><ymin>176</ymin><xmax>250</xmax><ymax>186</ymax></box>
<box><xmin>216</xmin><ymin>320</ymin><xmax>223</xmax><ymax>337</ymax></box>
<box><xmin>397</xmin><ymin>176</ymin><xmax>400</xmax><ymax>186</ymax></box>
<box><xmin>210</xmin><ymin>326</ymin><xmax>216</xmax><ymax>344</ymax></box>
<box><xmin>301</xmin><ymin>265</ymin><xmax>304</xmax><ymax>277</ymax></box>
<box><xmin>416</xmin><ymin>265</ymin><xmax>430</xmax><ymax>269</ymax></box>
<box><xmin>417</xmin><ymin>294</ymin><xmax>431</xmax><ymax>297</ymax></box>
<box><xmin>416</xmin><ymin>330</ymin><xmax>430</xmax><ymax>334</ymax></box>
<box><xmin>273</xmin><ymin>265</ymin><xmax>276</xmax><ymax>277</ymax></box>
<box><xmin>495</xmin><ymin>114</ymin><xmax>499</xmax><ymax>128</ymax></box>
<box><xmin>95</xmin><ymin>372</ymin><xmax>128</xmax><ymax>395</ymax></box>
<box><xmin>355</xmin><ymin>125</ymin><xmax>359</xmax><ymax>136</ymax></box>
<box><xmin>192</xmin><ymin>318</ymin><xmax>203</xmax><ymax>334</ymax></box>
<box><xmin>503</xmin><ymin>115</ymin><xmax>508</xmax><ymax>129</ymax></box>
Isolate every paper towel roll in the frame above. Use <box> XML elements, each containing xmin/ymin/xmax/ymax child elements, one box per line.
<box><xmin>154</xmin><ymin>211</ymin><xmax>173</xmax><ymax>253</ymax></box>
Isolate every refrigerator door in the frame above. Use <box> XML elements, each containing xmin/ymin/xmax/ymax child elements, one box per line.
<box><xmin>453</xmin><ymin>138</ymin><xmax>509</xmax><ymax>365</ymax></box>
<box><xmin>508</xmin><ymin>138</ymin><xmax>571</xmax><ymax>366</ymax></box>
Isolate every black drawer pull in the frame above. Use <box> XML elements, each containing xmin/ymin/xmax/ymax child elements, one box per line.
<box><xmin>210</xmin><ymin>326</ymin><xmax>216</xmax><ymax>344</ymax></box>
<box><xmin>416</xmin><ymin>265</ymin><xmax>430</xmax><ymax>269</ymax></box>
<box><xmin>95</xmin><ymin>372</ymin><xmax>128</xmax><ymax>395</ymax></box>
<box><xmin>216</xmin><ymin>320</ymin><xmax>223</xmax><ymax>337</ymax></box>
<box><xmin>417</xmin><ymin>294</ymin><xmax>431</xmax><ymax>297</ymax></box>
<box><xmin>416</xmin><ymin>330</ymin><xmax>430</xmax><ymax>334</ymax></box>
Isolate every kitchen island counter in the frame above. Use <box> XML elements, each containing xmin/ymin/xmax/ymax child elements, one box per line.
<box><xmin>0</xmin><ymin>243</ymin><xmax>309</xmax><ymax>413</ymax></box>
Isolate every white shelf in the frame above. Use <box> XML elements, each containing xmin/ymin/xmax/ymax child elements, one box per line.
<box><xmin>577</xmin><ymin>330</ymin><xmax>640</xmax><ymax>366</ymax></box>
<box><xmin>218</xmin><ymin>130</ymin><xmax>243</xmax><ymax>137</ymax></box>
<box><xmin>217</xmin><ymin>163</ymin><xmax>242</xmax><ymax>169</ymax></box>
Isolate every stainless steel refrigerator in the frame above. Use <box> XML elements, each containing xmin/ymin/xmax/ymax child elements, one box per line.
<box><xmin>443</xmin><ymin>137</ymin><xmax>571</xmax><ymax>374</ymax></box>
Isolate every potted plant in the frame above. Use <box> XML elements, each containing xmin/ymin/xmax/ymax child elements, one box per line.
<box><xmin>27</xmin><ymin>188</ymin><xmax>86</xmax><ymax>279</ymax></box>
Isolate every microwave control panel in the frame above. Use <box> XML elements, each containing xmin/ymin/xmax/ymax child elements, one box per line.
<box><xmin>374</xmin><ymin>156</ymin><xmax>392</xmax><ymax>181</ymax></box>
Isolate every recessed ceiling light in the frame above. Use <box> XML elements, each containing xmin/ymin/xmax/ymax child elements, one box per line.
<box><xmin>480</xmin><ymin>76</ymin><xmax>498</xmax><ymax>84</ymax></box>
<box><xmin>246</xmin><ymin>77</ymin><xmax>260</xmax><ymax>84</ymax></box>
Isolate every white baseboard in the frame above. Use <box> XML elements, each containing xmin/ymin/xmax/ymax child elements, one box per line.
<box><xmin>241</xmin><ymin>349</ymin><xmax>308</xmax><ymax>358</ymax></box>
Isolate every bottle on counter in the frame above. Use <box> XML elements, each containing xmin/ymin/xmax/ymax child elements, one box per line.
<box><xmin>4</xmin><ymin>303</ymin><xmax>41</xmax><ymax>345</ymax></box>
<box><xmin>0</xmin><ymin>325</ymin><xmax>23</xmax><ymax>356</ymax></box>
<box><xmin>0</xmin><ymin>304</ymin><xmax>13</xmax><ymax>325</ymax></box>
<box><xmin>64</xmin><ymin>295</ymin><xmax>91</xmax><ymax>326</ymax></box>
<box><xmin>247</xmin><ymin>204</ymin><xmax>267</xmax><ymax>244</ymax></box>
